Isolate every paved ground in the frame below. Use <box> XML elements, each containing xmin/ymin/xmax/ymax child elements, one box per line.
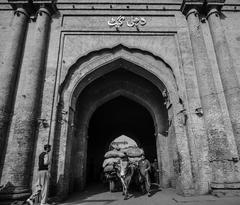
<box><xmin>59</xmin><ymin>184</ymin><xmax>240</xmax><ymax>205</ymax></box>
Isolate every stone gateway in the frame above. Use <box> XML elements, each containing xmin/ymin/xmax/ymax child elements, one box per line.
<box><xmin>0</xmin><ymin>0</ymin><xmax>240</xmax><ymax>203</ymax></box>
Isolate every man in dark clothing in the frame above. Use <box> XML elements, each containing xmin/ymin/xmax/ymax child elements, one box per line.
<box><xmin>138</xmin><ymin>154</ymin><xmax>151</xmax><ymax>196</ymax></box>
<box><xmin>27</xmin><ymin>144</ymin><xmax>51</xmax><ymax>205</ymax></box>
<box><xmin>151</xmin><ymin>158</ymin><xmax>160</xmax><ymax>185</ymax></box>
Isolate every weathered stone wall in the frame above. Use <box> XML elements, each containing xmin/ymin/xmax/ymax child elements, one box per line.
<box><xmin>0</xmin><ymin>8</ymin><xmax>14</xmax><ymax>167</ymax></box>
<box><xmin>222</xmin><ymin>8</ymin><xmax>240</xmax><ymax>80</ymax></box>
<box><xmin>0</xmin><ymin>0</ymin><xmax>240</xmax><ymax>202</ymax></box>
<box><xmin>0</xmin><ymin>10</ymin><xmax>12</xmax><ymax>66</ymax></box>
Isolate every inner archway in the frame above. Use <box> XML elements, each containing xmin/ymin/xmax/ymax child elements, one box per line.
<box><xmin>69</xmin><ymin>68</ymin><xmax>174</xmax><ymax>193</ymax></box>
<box><xmin>87</xmin><ymin>96</ymin><xmax>156</xmax><ymax>184</ymax></box>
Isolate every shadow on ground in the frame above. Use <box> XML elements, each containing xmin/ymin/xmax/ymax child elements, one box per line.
<box><xmin>59</xmin><ymin>183</ymin><xmax>240</xmax><ymax>205</ymax></box>
<box><xmin>59</xmin><ymin>183</ymin><xmax>162</xmax><ymax>205</ymax></box>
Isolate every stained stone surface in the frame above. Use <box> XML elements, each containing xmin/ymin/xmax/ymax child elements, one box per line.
<box><xmin>0</xmin><ymin>0</ymin><xmax>240</xmax><ymax>203</ymax></box>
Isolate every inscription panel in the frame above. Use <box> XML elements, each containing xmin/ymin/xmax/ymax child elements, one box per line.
<box><xmin>62</xmin><ymin>15</ymin><xmax>176</xmax><ymax>32</ymax></box>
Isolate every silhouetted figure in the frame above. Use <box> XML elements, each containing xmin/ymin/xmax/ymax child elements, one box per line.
<box><xmin>151</xmin><ymin>158</ymin><xmax>160</xmax><ymax>185</ymax></box>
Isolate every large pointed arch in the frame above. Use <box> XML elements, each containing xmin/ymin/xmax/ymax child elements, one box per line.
<box><xmin>52</xmin><ymin>44</ymin><xmax>193</xmax><ymax>197</ymax></box>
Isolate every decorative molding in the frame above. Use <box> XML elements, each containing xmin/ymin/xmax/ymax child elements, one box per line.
<box><xmin>37</xmin><ymin>118</ymin><xmax>50</xmax><ymax>128</ymax></box>
<box><xmin>33</xmin><ymin>0</ymin><xmax>57</xmax><ymax>14</ymax></box>
<box><xmin>8</xmin><ymin>0</ymin><xmax>33</xmax><ymax>15</ymax></box>
<box><xmin>14</xmin><ymin>7</ymin><xmax>29</xmax><ymax>17</ymax></box>
<box><xmin>181</xmin><ymin>0</ymin><xmax>204</xmax><ymax>15</ymax></box>
<box><xmin>195</xmin><ymin>107</ymin><xmax>203</xmax><ymax>117</ymax></box>
<box><xmin>206</xmin><ymin>0</ymin><xmax>225</xmax><ymax>6</ymax></box>
<box><xmin>8</xmin><ymin>0</ymin><xmax>57</xmax><ymax>15</ymax></box>
<box><xmin>162</xmin><ymin>89</ymin><xmax>171</xmax><ymax>109</ymax></box>
<box><xmin>205</xmin><ymin>0</ymin><xmax>225</xmax><ymax>14</ymax></box>
<box><xmin>181</xmin><ymin>0</ymin><xmax>226</xmax><ymax>16</ymax></box>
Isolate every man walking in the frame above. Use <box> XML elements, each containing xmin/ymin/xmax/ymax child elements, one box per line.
<box><xmin>27</xmin><ymin>144</ymin><xmax>51</xmax><ymax>205</ymax></box>
<box><xmin>138</xmin><ymin>154</ymin><xmax>151</xmax><ymax>196</ymax></box>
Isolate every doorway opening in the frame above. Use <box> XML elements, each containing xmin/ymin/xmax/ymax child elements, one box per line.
<box><xmin>69</xmin><ymin>68</ymin><xmax>171</xmax><ymax>193</ymax></box>
<box><xmin>87</xmin><ymin>96</ymin><xmax>156</xmax><ymax>184</ymax></box>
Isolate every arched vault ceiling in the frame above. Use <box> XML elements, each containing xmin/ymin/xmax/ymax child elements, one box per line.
<box><xmin>75</xmin><ymin>68</ymin><xmax>168</xmax><ymax>134</ymax></box>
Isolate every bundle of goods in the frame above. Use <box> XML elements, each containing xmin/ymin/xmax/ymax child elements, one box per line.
<box><xmin>103</xmin><ymin>157</ymin><xmax>120</xmax><ymax>173</ymax></box>
<box><xmin>122</xmin><ymin>146</ymin><xmax>144</xmax><ymax>157</ymax></box>
<box><xmin>104</xmin><ymin>150</ymin><xmax>125</xmax><ymax>159</ymax></box>
<box><xmin>123</xmin><ymin>147</ymin><xmax>143</xmax><ymax>165</ymax></box>
<box><xmin>103</xmin><ymin>151</ymin><xmax>122</xmax><ymax>173</ymax></box>
<box><xmin>102</xmin><ymin>135</ymin><xmax>144</xmax><ymax>172</ymax></box>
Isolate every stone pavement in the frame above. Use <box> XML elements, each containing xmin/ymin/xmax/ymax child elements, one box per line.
<box><xmin>59</xmin><ymin>184</ymin><xmax>240</xmax><ymax>205</ymax></box>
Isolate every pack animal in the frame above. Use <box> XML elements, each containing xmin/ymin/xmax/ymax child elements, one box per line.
<box><xmin>114</xmin><ymin>160</ymin><xmax>135</xmax><ymax>200</ymax></box>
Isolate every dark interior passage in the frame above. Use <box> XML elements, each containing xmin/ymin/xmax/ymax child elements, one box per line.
<box><xmin>87</xmin><ymin>96</ymin><xmax>156</xmax><ymax>184</ymax></box>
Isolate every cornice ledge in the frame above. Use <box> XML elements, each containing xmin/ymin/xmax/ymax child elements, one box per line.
<box><xmin>33</xmin><ymin>0</ymin><xmax>57</xmax><ymax>14</ymax></box>
<box><xmin>181</xmin><ymin>0</ymin><xmax>204</xmax><ymax>16</ymax></box>
<box><xmin>8</xmin><ymin>0</ymin><xmax>57</xmax><ymax>15</ymax></box>
<box><xmin>205</xmin><ymin>0</ymin><xmax>225</xmax><ymax>12</ymax></box>
<box><xmin>8</xmin><ymin>0</ymin><xmax>33</xmax><ymax>14</ymax></box>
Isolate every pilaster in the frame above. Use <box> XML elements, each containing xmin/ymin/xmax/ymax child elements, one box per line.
<box><xmin>206</xmin><ymin>0</ymin><xmax>240</xmax><ymax>156</ymax></box>
<box><xmin>205</xmin><ymin>0</ymin><xmax>240</xmax><ymax>191</ymax></box>
<box><xmin>0</xmin><ymin>3</ymin><xmax>29</xmax><ymax>179</ymax></box>
<box><xmin>0</xmin><ymin>2</ymin><xmax>55</xmax><ymax>201</ymax></box>
<box><xmin>181</xmin><ymin>0</ymin><xmax>233</xmax><ymax>193</ymax></box>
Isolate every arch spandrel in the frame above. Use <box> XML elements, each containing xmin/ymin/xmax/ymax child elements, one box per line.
<box><xmin>59</xmin><ymin>45</ymin><xmax>180</xmax><ymax>111</ymax></box>
<box><xmin>60</xmin><ymin>44</ymin><xmax>175</xmax><ymax>92</ymax></box>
